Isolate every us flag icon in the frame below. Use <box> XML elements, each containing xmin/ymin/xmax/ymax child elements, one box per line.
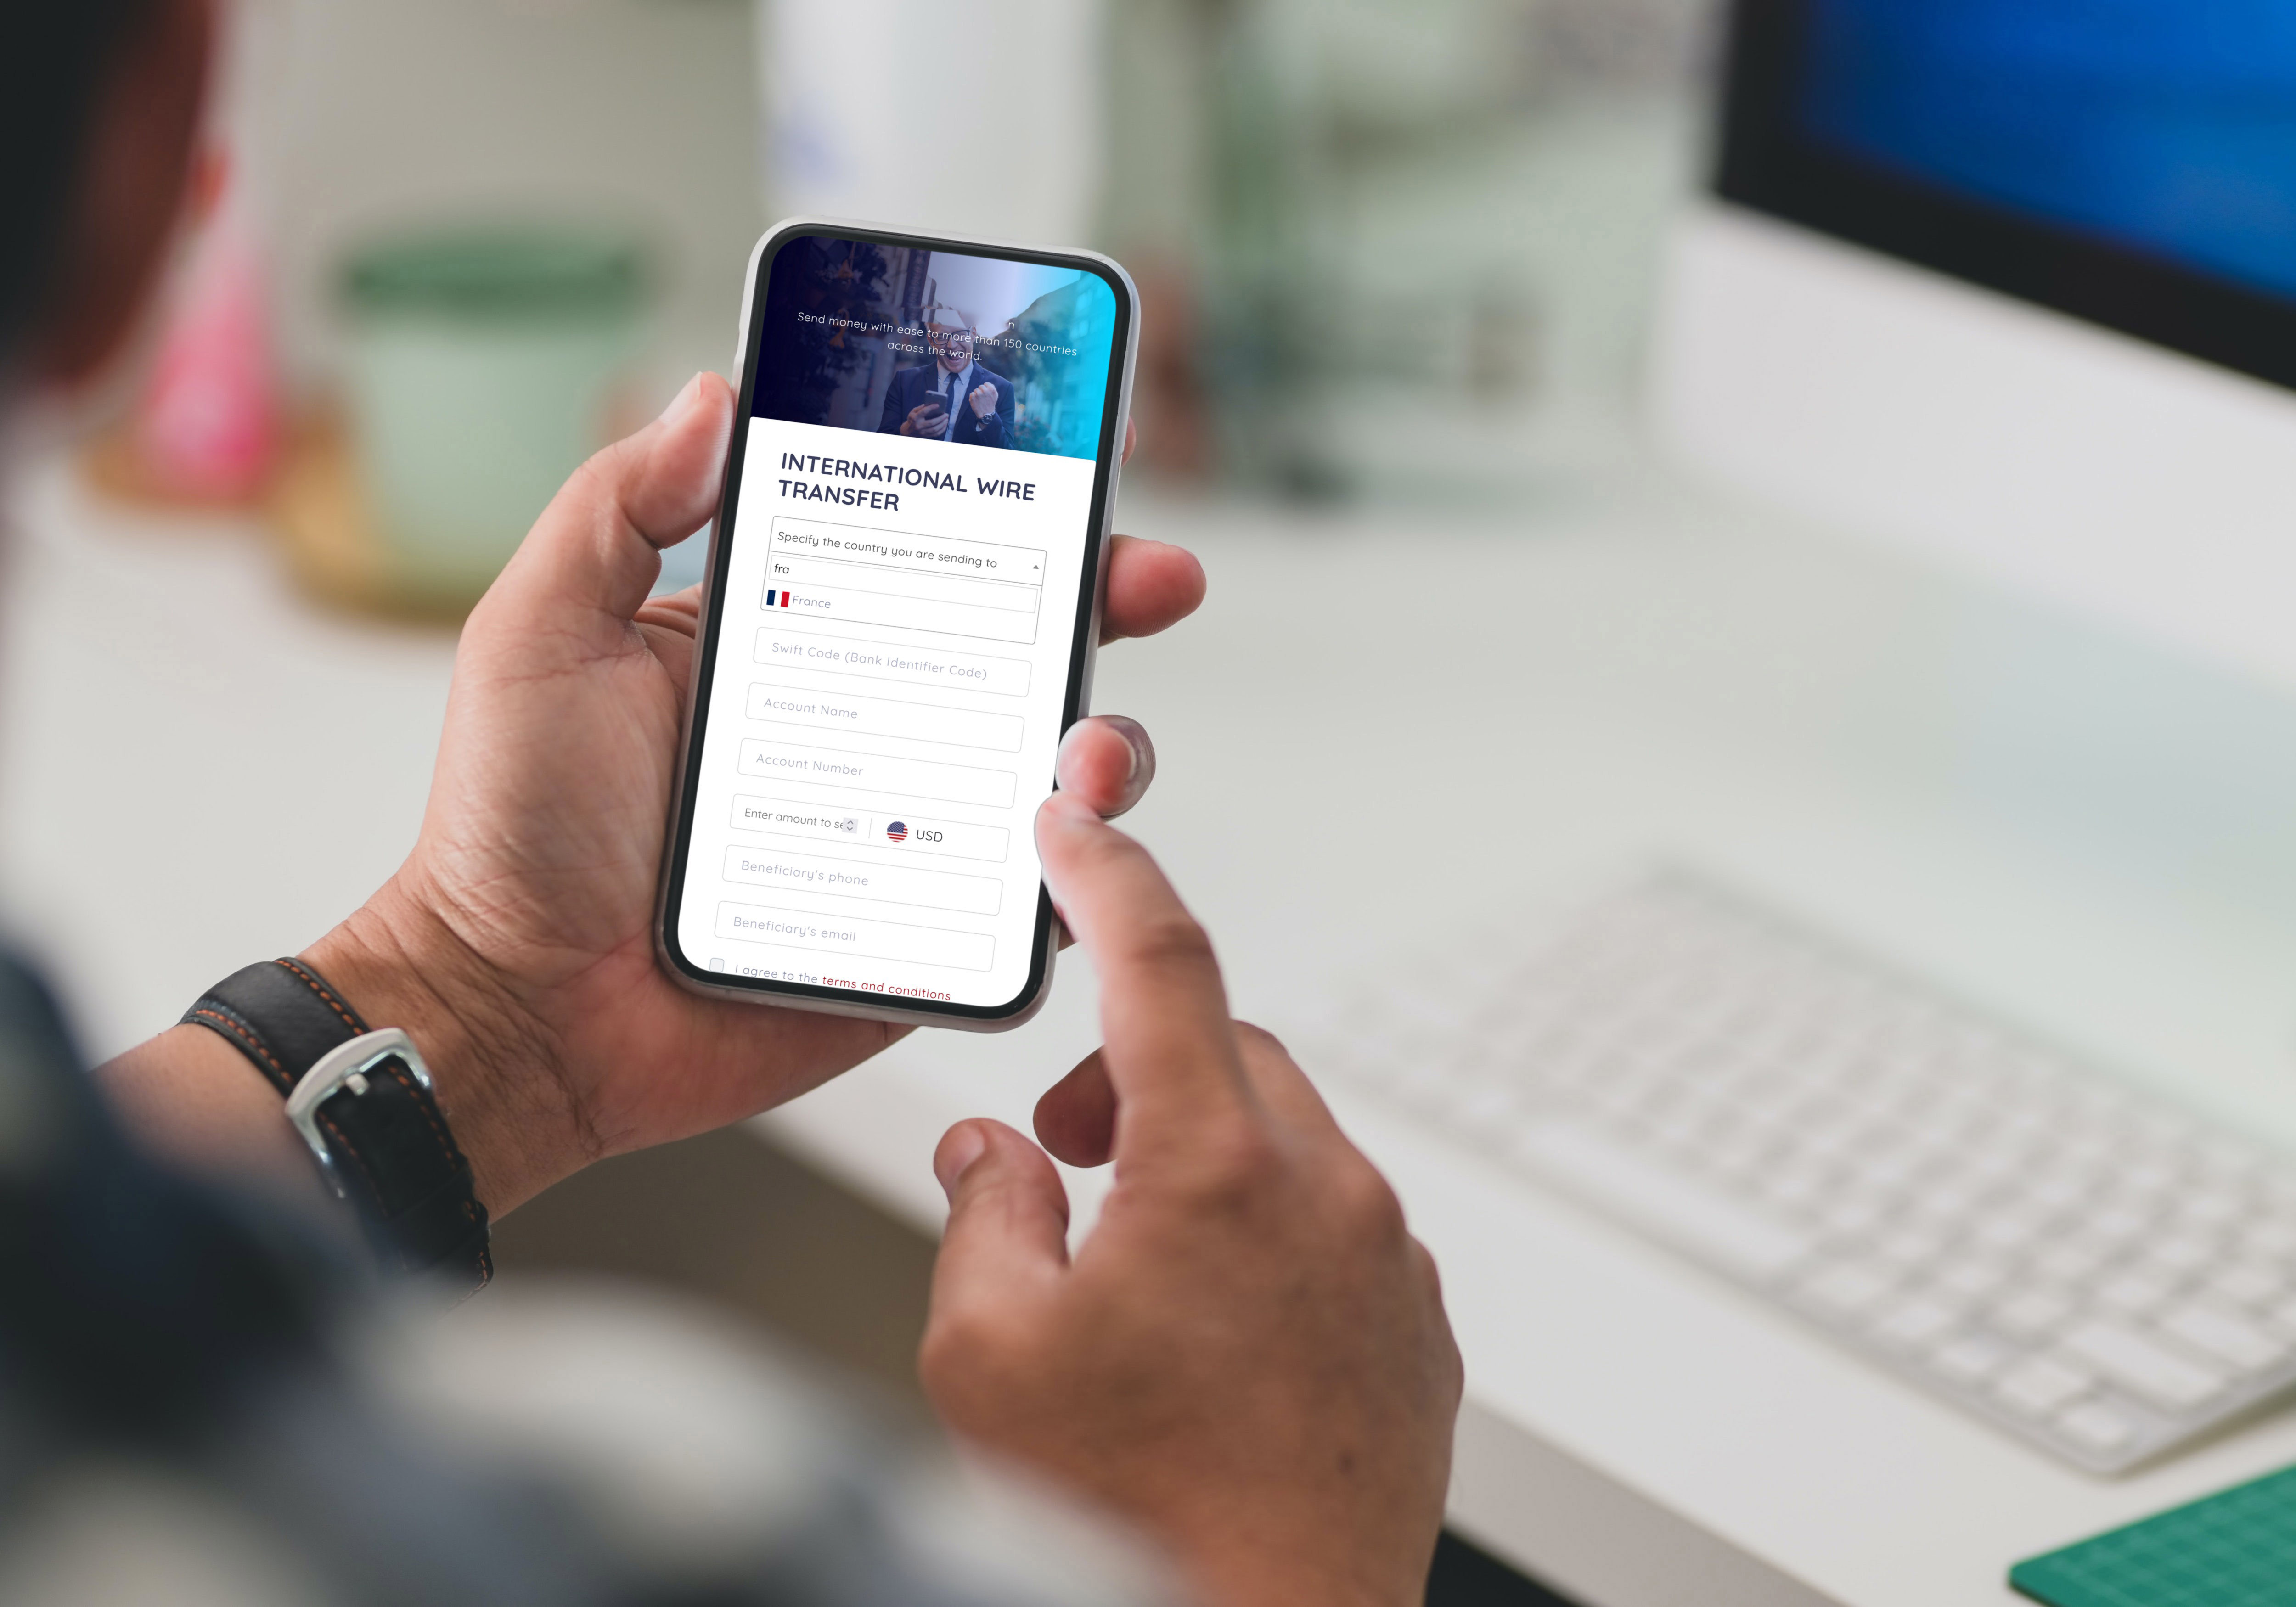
<box><xmin>885</xmin><ymin>821</ymin><xmax>909</xmax><ymax>842</ymax></box>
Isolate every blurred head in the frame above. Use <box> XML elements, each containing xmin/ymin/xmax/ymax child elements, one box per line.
<box><xmin>923</xmin><ymin>305</ymin><xmax>975</xmax><ymax>374</ymax></box>
<box><xmin>0</xmin><ymin>0</ymin><xmax>214</xmax><ymax>396</ymax></box>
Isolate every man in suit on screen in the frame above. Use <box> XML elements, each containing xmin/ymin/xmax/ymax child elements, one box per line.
<box><xmin>879</xmin><ymin>303</ymin><xmax>1017</xmax><ymax>448</ymax></box>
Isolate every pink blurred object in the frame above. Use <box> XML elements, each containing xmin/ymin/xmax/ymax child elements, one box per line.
<box><xmin>128</xmin><ymin>180</ymin><xmax>280</xmax><ymax>503</ymax></box>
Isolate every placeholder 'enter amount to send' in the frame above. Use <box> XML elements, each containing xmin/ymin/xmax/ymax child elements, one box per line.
<box><xmin>764</xmin><ymin>517</ymin><xmax>1046</xmax><ymax>645</ymax></box>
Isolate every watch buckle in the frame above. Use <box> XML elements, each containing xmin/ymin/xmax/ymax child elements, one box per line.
<box><xmin>284</xmin><ymin>1028</ymin><xmax>432</xmax><ymax>1198</ymax></box>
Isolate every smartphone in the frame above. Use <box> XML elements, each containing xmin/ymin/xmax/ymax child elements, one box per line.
<box><xmin>655</xmin><ymin>221</ymin><xmax>1139</xmax><ymax>1029</ymax></box>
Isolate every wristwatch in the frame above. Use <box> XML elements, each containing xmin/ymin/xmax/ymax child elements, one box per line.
<box><xmin>184</xmin><ymin>958</ymin><xmax>491</xmax><ymax>1292</ymax></box>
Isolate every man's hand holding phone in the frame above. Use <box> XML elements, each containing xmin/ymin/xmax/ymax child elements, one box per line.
<box><xmin>922</xmin><ymin>793</ymin><xmax>1464</xmax><ymax>1607</ymax></box>
<box><xmin>276</xmin><ymin>375</ymin><xmax>1201</xmax><ymax>1217</ymax></box>
<box><xmin>900</xmin><ymin>399</ymin><xmax>950</xmax><ymax>437</ymax></box>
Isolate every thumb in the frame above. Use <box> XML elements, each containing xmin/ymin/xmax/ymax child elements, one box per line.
<box><xmin>482</xmin><ymin>371</ymin><xmax>734</xmax><ymax>635</ymax></box>
<box><xmin>928</xmin><ymin>1120</ymin><xmax>1071</xmax><ymax>1327</ymax></box>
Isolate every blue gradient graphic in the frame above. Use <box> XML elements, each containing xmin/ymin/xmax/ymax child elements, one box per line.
<box><xmin>753</xmin><ymin>235</ymin><xmax>1119</xmax><ymax>461</ymax></box>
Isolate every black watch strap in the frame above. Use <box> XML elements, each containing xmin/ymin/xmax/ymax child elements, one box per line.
<box><xmin>185</xmin><ymin>959</ymin><xmax>491</xmax><ymax>1292</ymax></box>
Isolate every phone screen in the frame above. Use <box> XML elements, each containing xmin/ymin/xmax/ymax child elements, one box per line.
<box><xmin>661</xmin><ymin>228</ymin><xmax>1130</xmax><ymax>1019</ymax></box>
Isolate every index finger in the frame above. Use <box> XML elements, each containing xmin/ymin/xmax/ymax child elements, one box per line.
<box><xmin>1034</xmin><ymin>792</ymin><xmax>1253</xmax><ymax>1148</ymax></box>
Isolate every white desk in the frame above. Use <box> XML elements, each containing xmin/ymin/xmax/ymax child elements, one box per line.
<box><xmin>13</xmin><ymin>451</ymin><xmax>2296</xmax><ymax>1606</ymax></box>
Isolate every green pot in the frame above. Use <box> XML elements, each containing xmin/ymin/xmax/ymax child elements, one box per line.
<box><xmin>341</xmin><ymin>228</ymin><xmax>647</xmax><ymax>598</ymax></box>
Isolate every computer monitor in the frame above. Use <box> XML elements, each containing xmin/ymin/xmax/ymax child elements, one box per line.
<box><xmin>1654</xmin><ymin>0</ymin><xmax>2296</xmax><ymax>690</ymax></box>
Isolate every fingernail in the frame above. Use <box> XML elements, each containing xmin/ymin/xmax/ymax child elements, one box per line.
<box><xmin>1107</xmin><ymin>715</ymin><xmax>1148</xmax><ymax>785</ymax></box>
<box><xmin>936</xmin><ymin>1124</ymin><xmax>988</xmax><ymax>1201</ymax></box>
<box><xmin>656</xmin><ymin>371</ymin><xmax>705</xmax><ymax>425</ymax></box>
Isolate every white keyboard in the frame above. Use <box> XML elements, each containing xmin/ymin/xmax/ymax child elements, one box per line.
<box><xmin>1324</xmin><ymin>874</ymin><xmax>2296</xmax><ymax>1473</ymax></box>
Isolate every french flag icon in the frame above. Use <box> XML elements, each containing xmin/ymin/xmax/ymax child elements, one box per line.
<box><xmin>765</xmin><ymin>589</ymin><xmax>793</xmax><ymax>607</ymax></box>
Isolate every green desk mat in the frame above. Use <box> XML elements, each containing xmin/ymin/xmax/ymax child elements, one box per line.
<box><xmin>2010</xmin><ymin>1464</ymin><xmax>2296</xmax><ymax>1607</ymax></box>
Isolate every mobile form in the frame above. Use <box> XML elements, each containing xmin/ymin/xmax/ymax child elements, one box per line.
<box><xmin>657</xmin><ymin>224</ymin><xmax>1135</xmax><ymax>1027</ymax></box>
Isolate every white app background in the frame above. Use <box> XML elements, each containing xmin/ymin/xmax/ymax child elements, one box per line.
<box><xmin>676</xmin><ymin>416</ymin><xmax>1098</xmax><ymax>1007</ymax></box>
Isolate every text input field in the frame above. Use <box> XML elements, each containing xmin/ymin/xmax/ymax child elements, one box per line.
<box><xmin>746</xmin><ymin>684</ymin><xmax>1023</xmax><ymax>752</ymax></box>
<box><xmin>755</xmin><ymin>630</ymin><xmax>1030</xmax><ymax>696</ymax></box>
<box><xmin>769</xmin><ymin>517</ymin><xmax>1045</xmax><ymax>582</ymax></box>
<box><xmin>768</xmin><ymin>553</ymin><xmax>1039</xmax><ymax>612</ymax></box>
<box><xmin>736</xmin><ymin>740</ymin><xmax>1018</xmax><ymax>807</ymax></box>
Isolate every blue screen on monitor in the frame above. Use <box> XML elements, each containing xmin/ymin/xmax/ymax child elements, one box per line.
<box><xmin>1800</xmin><ymin>0</ymin><xmax>2296</xmax><ymax>301</ymax></box>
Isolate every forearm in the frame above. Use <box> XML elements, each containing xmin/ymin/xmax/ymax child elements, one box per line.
<box><xmin>92</xmin><ymin>873</ymin><xmax>585</xmax><ymax>1222</ymax></box>
<box><xmin>93</xmin><ymin>1020</ymin><xmax>321</xmax><ymax>1199</ymax></box>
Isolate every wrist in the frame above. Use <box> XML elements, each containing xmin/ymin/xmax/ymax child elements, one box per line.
<box><xmin>1184</xmin><ymin>1551</ymin><xmax>1416</xmax><ymax>1607</ymax></box>
<box><xmin>1150</xmin><ymin>1513</ymin><xmax>1428</xmax><ymax>1607</ymax></box>
<box><xmin>302</xmin><ymin>874</ymin><xmax>584</xmax><ymax>1216</ymax></box>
